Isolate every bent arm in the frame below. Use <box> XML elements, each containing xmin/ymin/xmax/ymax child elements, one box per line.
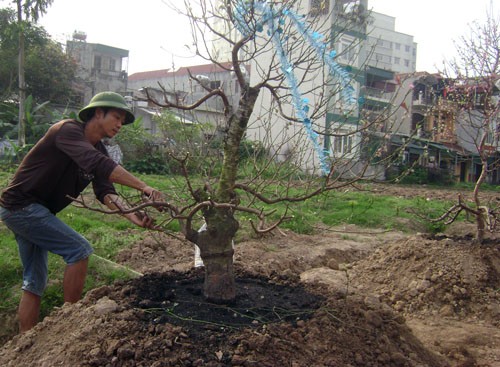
<box><xmin>107</xmin><ymin>165</ymin><xmax>165</xmax><ymax>209</ymax></box>
<box><xmin>103</xmin><ymin>193</ymin><xmax>155</xmax><ymax>228</ymax></box>
<box><xmin>108</xmin><ymin>165</ymin><xmax>147</xmax><ymax>191</ymax></box>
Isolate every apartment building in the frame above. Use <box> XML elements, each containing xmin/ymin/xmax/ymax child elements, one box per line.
<box><xmin>367</xmin><ymin>12</ymin><xmax>417</xmax><ymax>74</ymax></box>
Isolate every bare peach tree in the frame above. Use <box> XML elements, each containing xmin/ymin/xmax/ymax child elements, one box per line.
<box><xmin>122</xmin><ymin>0</ymin><xmax>406</xmax><ymax>302</ymax></box>
<box><xmin>435</xmin><ymin>5</ymin><xmax>500</xmax><ymax>243</ymax></box>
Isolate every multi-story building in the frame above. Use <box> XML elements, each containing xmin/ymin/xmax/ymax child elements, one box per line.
<box><xmin>367</xmin><ymin>12</ymin><xmax>417</xmax><ymax>74</ymax></box>
<box><xmin>389</xmin><ymin>71</ymin><xmax>500</xmax><ymax>183</ymax></box>
<box><xmin>66</xmin><ymin>31</ymin><xmax>129</xmax><ymax>104</ymax></box>
<box><xmin>228</xmin><ymin>0</ymin><xmax>417</xmax><ymax>175</ymax></box>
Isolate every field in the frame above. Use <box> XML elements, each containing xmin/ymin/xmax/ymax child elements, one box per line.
<box><xmin>0</xmin><ymin>177</ymin><xmax>499</xmax><ymax>366</ymax></box>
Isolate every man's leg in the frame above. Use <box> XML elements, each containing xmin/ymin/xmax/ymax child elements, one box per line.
<box><xmin>18</xmin><ymin>290</ymin><xmax>41</xmax><ymax>333</ymax></box>
<box><xmin>63</xmin><ymin>257</ymin><xmax>89</xmax><ymax>303</ymax></box>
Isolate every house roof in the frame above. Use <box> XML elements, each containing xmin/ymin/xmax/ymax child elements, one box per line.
<box><xmin>129</xmin><ymin>69</ymin><xmax>170</xmax><ymax>81</ymax></box>
<box><xmin>128</xmin><ymin>62</ymin><xmax>251</xmax><ymax>81</ymax></box>
<box><xmin>174</xmin><ymin>62</ymin><xmax>235</xmax><ymax>76</ymax></box>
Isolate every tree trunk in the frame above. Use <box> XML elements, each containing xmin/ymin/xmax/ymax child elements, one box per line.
<box><xmin>196</xmin><ymin>209</ymin><xmax>239</xmax><ymax>302</ymax></box>
<box><xmin>473</xmin><ymin>142</ymin><xmax>488</xmax><ymax>244</ymax></box>
<box><xmin>191</xmin><ymin>85</ymin><xmax>259</xmax><ymax>302</ymax></box>
<box><xmin>17</xmin><ymin>0</ymin><xmax>26</xmax><ymax>147</ymax></box>
<box><xmin>475</xmin><ymin>209</ymin><xmax>486</xmax><ymax>244</ymax></box>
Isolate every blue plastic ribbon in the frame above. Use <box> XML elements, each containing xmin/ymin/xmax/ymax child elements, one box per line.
<box><xmin>233</xmin><ymin>1</ymin><xmax>355</xmax><ymax>174</ymax></box>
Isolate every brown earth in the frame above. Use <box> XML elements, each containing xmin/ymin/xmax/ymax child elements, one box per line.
<box><xmin>0</xmin><ymin>184</ymin><xmax>499</xmax><ymax>367</ymax></box>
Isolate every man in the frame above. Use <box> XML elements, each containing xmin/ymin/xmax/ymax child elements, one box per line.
<box><xmin>0</xmin><ymin>91</ymin><xmax>164</xmax><ymax>332</ymax></box>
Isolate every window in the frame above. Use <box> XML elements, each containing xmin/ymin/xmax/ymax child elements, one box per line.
<box><xmin>395</xmin><ymin>43</ymin><xmax>401</xmax><ymax>50</ymax></box>
<box><xmin>333</xmin><ymin>134</ymin><xmax>353</xmax><ymax>155</ymax></box>
<box><xmin>210</xmin><ymin>80</ymin><xmax>221</xmax><ymax>89</ymax></box>
<box><xmin>405</xmin><ymin>45</ymin><xmax>410</xmax><ymax>52</ymax></box>
<box><xmin>109</xmin><ymin>59</ymin><xmax>116</xmax><ymax>71</ymax></box>
<box><xmin>339</xmin><ymin>39</ymin><xmax>356</xmax><ymax>63</ymax></box>
<box><xmin>404</xmin><ymin>59</ymin><xmax>410</xmax><ymax>67</ymax></box>
<box><xmin>394</xmin><ymin>57</ymin><xmax>400</xmax><ymax>64</ymax></box>
<box><xmin>94</xmin><ymin>55</ymin><xmax>101</xmax><ymax>70</ymax></box>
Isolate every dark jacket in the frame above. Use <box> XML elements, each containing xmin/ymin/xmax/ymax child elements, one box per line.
<box><xmin>0</xmin><ymin>119</ymin><xmax>118</xmax><ymax>214</ymax></box>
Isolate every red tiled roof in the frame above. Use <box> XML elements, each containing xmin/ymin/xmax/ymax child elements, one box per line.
<box><xmin>128</xmin><ymin>69</ymin><xmax>170</xmax><ymax>81</ymax></box>
<box><xmin>174</xmin><ymin>62</ymin><xmax>234</xmax><ymax>76</ymax></box>
<box><xmin>128</xmin><ymin>62</ymin><xmax>251</xmax><ymax>81</ymax></box>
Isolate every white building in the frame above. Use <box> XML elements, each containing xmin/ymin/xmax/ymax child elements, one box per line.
<box><xmin>367</xmin><ymin>12</ymin><xmax>417</xmax><ymax>74</ymax></box>
<box><xmin>209</xmin><ymin>0</ymin><xmax>417</xmax><ymax>175</ymax></box>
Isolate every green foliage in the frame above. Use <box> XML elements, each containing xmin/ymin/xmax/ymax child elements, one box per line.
<box><xmin>115</xmin><ymin>116</ymin><xmax>170</xmax><ymax>175</ymax></box>
<box><xmin>0</xmin><ymin>6</ymin><xmax>78</xmax><ymax>104</ymax></box>
<box><xmin>0</xmin><ymin>232</ymin><xmax>22</xmax><ymax>313</ymax></box>
<box><xmin>125</xmin><ymin>153</ymin><xmax>171</xmax><ymax>175</ymax></box>
<box><xmin>238</xmin><ymin>139</ymin><xmax>267</xmax><ymax>161</ymax></box>
<box><xmin>0</xmin><ymin>94</ymin><xmax>62</xmax><ymax>167</ymax></box>
<box><xmin>399</xmin><ymin>166</ymin><xmax>429</xmax><ymax>184</ymax></box>
<box><xmin>18</xmin><ymin>0</ymin><xmax>55</xmax><ymax>23</ymax></box>
<box><xmin>155</xmin><ymin>110</ymin><xmax>208</xmax><ymax>146</ymax></box>
<box><xmin>387</xmin><ymin>165</ymin><xmax>455</xmax><ymax>186</ymax></box>
<box><xmin>114</xmin><ymin>111</ymin><xmax>272</xmax><ymax>176</ymax></box>
<box><xmin>154</xmin><ymin>110</ymin><xmax>221</xmax><ymax>174</ymax></box>
<box><xmin>410</xmin><ymin>197</ymin><xmax>450</xmax><ymax>233</ymax></box>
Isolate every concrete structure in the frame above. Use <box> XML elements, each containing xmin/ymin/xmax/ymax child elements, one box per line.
<box><xmin>208</xmin><ymin>0</ymin><xmax>417</xmax><ymax>175</ymax></box>
<box><xmin>367</xmin><ymin>12</ymin><xmax>417</xmax><ymax>74</ymax></box>
<box><xmin>66</xmin><ymin>32</ymin><xmax>129</xmax><ymax>104</ymax></box>
<box><xmin>387</xmin><ymin>72</ymin><xmax>500</xmax><ymax>184</ymax></box>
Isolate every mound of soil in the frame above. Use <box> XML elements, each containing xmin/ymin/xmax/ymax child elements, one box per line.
<box><xmin>0</xmin><ymin>222</ymin><xmax>499</xmax><ymax>366</ymax></box>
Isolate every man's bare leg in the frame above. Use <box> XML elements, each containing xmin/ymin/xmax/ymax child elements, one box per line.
<box><xmin>63</xmin><ymin>257</ymin><xmax>89</xmax><ymax>303</ymax></box>
<box><xmin>18</xmin><ymin>290</ymin><xmax>41</xmax><ymax>332</ymax></box>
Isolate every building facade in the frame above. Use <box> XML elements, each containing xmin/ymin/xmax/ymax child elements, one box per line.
<box><xmin>127</xmin><ymin>62</ymin><xmax>249</xmax><ymax>135</ymax></box>
<box><xmin>66</xmin><ymin>32</ymin><xmax>129</xmax><ymax>104</ymax></box>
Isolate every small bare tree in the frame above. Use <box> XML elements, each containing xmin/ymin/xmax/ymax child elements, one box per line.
<box><xmin>117</xmin><ymin>0</ymin><xmax>407</xmax><ymax>302</ymax></box>
<box><xmin>436</xmin><ymin>4</ymin><xmax>500</xmax><ymax>243</ymax></box>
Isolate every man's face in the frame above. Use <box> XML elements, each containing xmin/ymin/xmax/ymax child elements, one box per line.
<box><xmin>97</xmin><ymin>108</ymin><xmax>127</xmax><ymax>138</ymax></box>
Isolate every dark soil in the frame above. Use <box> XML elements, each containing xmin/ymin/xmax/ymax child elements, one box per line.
<box><xmin>0</xmin><ymin>264</ymin><xmax>447</xmax><ymax>367</ymax></box>
<box><xmin>129</xmin><ymin>269</ymin><xmax>324</xmax><ymax>338</ymax></box>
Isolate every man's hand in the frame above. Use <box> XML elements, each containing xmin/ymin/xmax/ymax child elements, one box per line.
<box><xmin>141</xmin><ymin>186</ymin><xmax>166</xmax><ymax>211</ymax></box>
<box><xmin>125</xmin><ymin>211</ymin><xmax>156</xmax><ymax>229</ymax></box>
<box><xmin>104</xmin><ymin>193</ymin><xmax>157</xmax><ymax>229</ymax></box>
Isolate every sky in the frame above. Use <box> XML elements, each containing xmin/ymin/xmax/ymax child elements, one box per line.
<box><xmin>3</xmin><ymin>0</ymin><xmax>496</xmax><ymax>75</ymax></box>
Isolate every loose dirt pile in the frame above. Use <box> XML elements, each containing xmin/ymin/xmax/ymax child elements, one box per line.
<box><xmin>0</xmin><ymin>195</ymin><xmax>499</xmax><ymax>366</ymax></box>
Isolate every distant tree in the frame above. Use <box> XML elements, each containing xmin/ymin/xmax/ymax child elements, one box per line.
<box><xmin>15</xmin><ymin>0</ymin><xmax>53</xmax><ymax>146</ymax></box>
<box><xmin>0</xmin><ymin>8</ymin><xmax>20</xmax><ymax>100</ymax></box>
<box><xmin>437</xmin><ymin>5</ymin><xmax>500</xmax><ymax>243</ymax></box>
<box><xmin>0</xmin><ymin>4</ymin><xmax>78</xmax><ymax>141</ymax></box>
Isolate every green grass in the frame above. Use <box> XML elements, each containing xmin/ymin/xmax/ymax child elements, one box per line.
<box><xmin>243</xmin><ymin>189</ymin><xmax>454</xmax><ymax>235</ymax></box>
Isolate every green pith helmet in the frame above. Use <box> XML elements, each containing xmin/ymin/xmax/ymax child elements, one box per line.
<box><xmin>78</xmin><ymin>91</ymin><xmax>135</xmax><ymax>124</ymax></box>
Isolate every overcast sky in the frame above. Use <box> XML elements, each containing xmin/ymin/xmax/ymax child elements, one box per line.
<box><xmin>3</xmin><ymin>0</ymin><xmax>495</xmax><ymax>74</ymax></box>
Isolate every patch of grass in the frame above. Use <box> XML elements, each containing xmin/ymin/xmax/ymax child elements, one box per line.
<box><xmin>260</xmin><ymin>189</ymin><xmax>457</xmax><ymax>234</ymax></box>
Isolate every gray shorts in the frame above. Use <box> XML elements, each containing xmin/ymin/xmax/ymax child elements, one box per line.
<box><xmin>0</xmin><ymin>203</ymin><xmax>93</xmax><ymax>296</ymax></box>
